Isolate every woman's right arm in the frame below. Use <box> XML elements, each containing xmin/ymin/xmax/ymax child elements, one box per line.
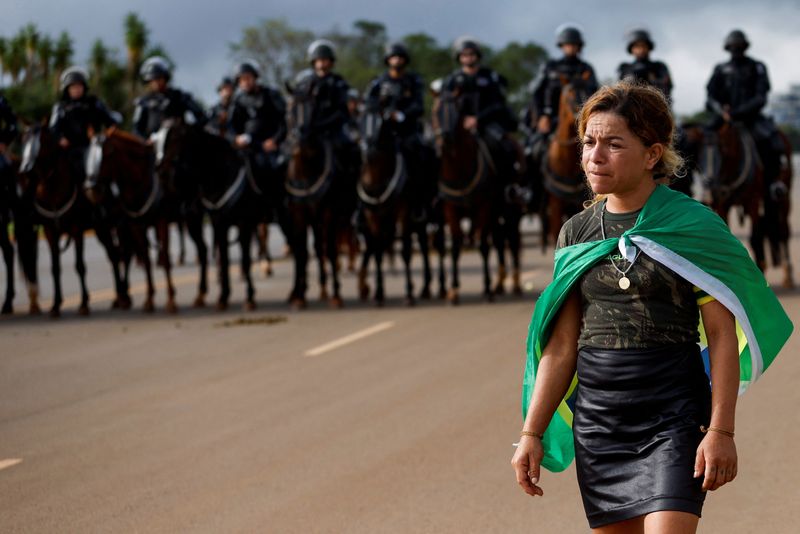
<box><xmin>511</xmin><ymin>288</ymin><xmax>582</xmax><ymax>497</ymax></box>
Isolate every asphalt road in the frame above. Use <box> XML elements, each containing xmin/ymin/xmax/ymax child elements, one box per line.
<box><xmin>2</xmin><ymin>177</ymin><xmax>799</xmax><ymax>533</ymax></box>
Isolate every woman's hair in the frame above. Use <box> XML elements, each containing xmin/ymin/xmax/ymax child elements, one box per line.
<box><xmin>578</xmin><ymin>81</ymin><xmax>685</xmax><ymax>187</ymax></box>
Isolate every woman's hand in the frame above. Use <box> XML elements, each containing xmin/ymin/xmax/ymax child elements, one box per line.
<box><xmin>694</xmin><ymin>432</ymin><xmax>738</xmax><ymax>491</ymax></box>
<box><xmin>511</xmin><ymin>435</ymin><xmax>545</xmax><ymax>497</ymax></box>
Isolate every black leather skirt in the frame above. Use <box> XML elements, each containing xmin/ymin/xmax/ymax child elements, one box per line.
<box><xmin>574</xmin><ymin>342</ymin><xmax>711</xmax><ymax>528</ymax></box>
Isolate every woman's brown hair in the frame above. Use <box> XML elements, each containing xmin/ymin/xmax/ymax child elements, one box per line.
<box><xmin>578</xmin><ymin>81</ymin><xmax>685</xmax><ymax>182</ymax></box>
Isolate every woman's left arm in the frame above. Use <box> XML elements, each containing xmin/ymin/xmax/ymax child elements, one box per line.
<box><xmin>695</xmin><ymin>299</ymin><xmax>739</xmax><ymax>491</ymax></box>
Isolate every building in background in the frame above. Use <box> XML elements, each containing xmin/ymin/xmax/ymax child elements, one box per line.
<box><xmin>769</xmin><ymin>84</ymin><xmax>800</xmax><ymax>130</ymax></box>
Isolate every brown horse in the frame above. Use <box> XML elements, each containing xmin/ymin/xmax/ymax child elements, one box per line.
<box><xmin>690</xmin><ymin>121</ymin><xmax>766</xmax><ymax>270</ymax></box>
<box><xmin>539</xmin><ymin>81</ymin><xmax>591</xmax><ymax>248</ymax></box>
<box><xmin>356</xmin><ymin>109</ymin><xmax>433</xmax><ymax>306</ymax></box>
<box><xmin>433</xmin><ymin>91</ymin><xmax>496</xmax><ymax>304</ymax></box>
<box><xmin>85</xmin><ymin>127</ymin><xmax>178</xmax><ymax>312</ymax></box>
<box><xmin>763</xmin><ymin>130</ymin><xmax>794</xmax><ymax>287</ymax></box>
<box><xmin>19</xmin><ymin>125</ymin><xmax>92</xmax><ymax>317</ymax></box>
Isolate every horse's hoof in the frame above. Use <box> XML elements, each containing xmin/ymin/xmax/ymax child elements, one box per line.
<box><xmin>244</xmin><ymin>300</ymin><xmax>256</xmax><ymax>312</ymax></box>
<box><xmin>216</xmin><ymin>301</ymin><xmax>228</xmax><ymax>312</ymax></box>
<box><xmin>290</xmin><ymin>298</ymin><xmax>307</xmax><ymax>310</ymax></box>
<box><xmin>29</xmin><ymin>303</ymin><xmax>41</xmax><ymax>316</ymax></box>
<box><xmin>1</xmin><ymin>302</ymin><xmax>12</xmax><ymax>315</ymax></box>
<box><xmin>419</xmin><ymin>287</ymin><xmax>432</xmax><ymax>300</ymax></box>
<box><xmin>512</xmin><ymin>285</ymin><xmax>524</xmax><ymax>297</ymax></box>
<box><xmin>483</xmin><ymin>291</ymin><xmax>495</xmax><ymax>303</ymax></box>
<box><xmin>405</xmin><ymin>296</ymin><xmax>416</xmax><ymax>307</ymax></box>
<box><xmin>143</xmin><ymin>301</ymin><xmax>155</xmax><ymax>313</ymax></box>
<box><xmin>494</xmin><ymin>283</ymin><xmax>506</xmax><ymax>296</ymax></box>
<box><xmin>447</xmin><ymin>290</ymin><xmax>460</xmax><ymax>306</ymax></box>
<box><xmin>438</xmin><ymin>288</ymin><xmax>448</xmax><ymax>300</ymax></box>
<box><xmin>193</xmin><ymin>295</ymin><xmax>206</xmax><ymax>308</ymax></box>
<box><xmin>49</xmin><ymin>308</ymin><xmax>61</xmax><ymax>319</ymax></box>
<box><xmin>78</xmin><ymin>305</ymin><xmax>90</xmax><ymax>316</ymax></box>
<box><xmin>330</xmin><ymin>296</ymin><xmax>344</xmax><ymax>309</ymax></box>
<box><xmin>359</xmin><ymin>284</ymin><xmax>370</xmax><ymax>301</ymax></box>
<box><xmin>111</xmin><ymin>299</ymin><xmax>121</xmax><ymax>310</ymax></box>
<box><xmin>166</xmin><ymin>301</ymin><xmax>178</xmax><ymax>314</ymax></box>
<box><xmin>375</xmin><ymin>297</ymin><xmax>385</xmax><ymax>308</ymax></box>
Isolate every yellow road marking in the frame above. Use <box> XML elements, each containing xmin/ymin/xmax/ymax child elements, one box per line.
<box><xmin>304</xmin><ymin>321</ymin><xmax>396</xmax><ymax>357</ymax></box>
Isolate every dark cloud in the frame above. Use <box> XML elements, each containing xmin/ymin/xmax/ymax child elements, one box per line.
<box><xmin>4</xmin><ymin>0</ymin><xmax>799</xmax><ymax>113</ymax></box>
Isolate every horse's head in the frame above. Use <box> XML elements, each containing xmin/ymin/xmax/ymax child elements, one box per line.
<box><xmin>18</xmin><ymin>123</ymin><xmax>59</xmax><ymax>197</ymax></box>
<box><xmin>559</xmin><ymin>81</ymin><xmax>589</xmax><ymax>122</ymax></box>
<box><xmin>286</xmin><ymin>71</ymin><xmax>317</xmax><ymax>147</ymax></box>
<box><xmin>19</xmin><ymin>124</ymin><xmax>43</xmax><ymax>175</ymax></box>
<box><xmin>433</xmin><ymin>92</ymin><xmax>462</xmax><ymax>148</ymax></box>
<box><xmin>83</xmin><ymin>130</ymin><xmax>109</xmax><ymax>205</ymax></box>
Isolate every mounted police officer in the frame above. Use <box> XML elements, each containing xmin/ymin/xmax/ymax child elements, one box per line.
<box><xmin>530</xmin><ymin>25</ymin><xmax>598</xmax><ymax>138</ymax></box>
<box><xmin>132</xmin><ymin>56</ymin><xmax>207</xmax><ymax>140</ymax></box>
<box><xmin>618</xmin><ymin>29</ymin><xmax>672</xmax><ymax>99</ymax></box>
<box><xmin>706</xmin><ymin>29</ymin><xmax>783</xmax><ymax>198</ymax></box>
<box><xmin>49</xmin><ymin>67</ymin><xmax>119</xmax><ymax>180</ymax></box>
<box><xmin>443</xmin><ymin>36</ymin><xmax>521</xmax><ymax>183</ymax></box>
<box><xmin>229</xmin><ymin>59</ymin><xmax>287</xmax><ymax>174</ymax></box>
<box><xmin>297</xmin><ymin>39</ymin><xmax>361</xmax><ymax>182</ymax></box>
<box><xmin>206</xmin><ymin>76</ymin><xmax>234</xmax><ymax>137</ymax></box>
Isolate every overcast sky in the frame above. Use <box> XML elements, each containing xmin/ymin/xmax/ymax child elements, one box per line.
<box><xmin>4</xmin><ymin>0</ymin><xmax>799</xmax><ymax>115</ymax></box>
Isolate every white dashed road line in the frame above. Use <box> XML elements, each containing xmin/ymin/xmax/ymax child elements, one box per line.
<box><xmin>0</xmin><ymin>458</ymin><xmax>23</xmax><ymax>472</ymax></box>
<box><xmin>304</xmin><ymin>321</ymin><xmax>396</xmax><ymax>357</ymax></box>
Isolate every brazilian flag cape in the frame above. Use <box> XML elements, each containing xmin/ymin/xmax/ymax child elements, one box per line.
<box><xmin>522</xmin><ymin>185</ymin><xmax>793</xmax><ymax>473</ymax></box>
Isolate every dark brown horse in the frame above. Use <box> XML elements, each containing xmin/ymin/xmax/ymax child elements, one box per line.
<box><xmin>284</xmin><ymin>83</ymin><xmax>346</xmax><ymax>309</ymax></box>
<box><xmin>433</xmin><ymin>91</ymin><xmax>496</xmax><ymax>304</ymax></box>
<box><xmin>19</xmin><ymin>125</ymin><xmax>93</xmax><ymax>317</ymax></box>
<box><xmin>763</xmin><ymin>130</ymin><xmax>794</xmax><ymax>287</ymax></box>
<box><xmin>356</xmin><ymin>109</ymin><xmax>433</xmax><ymax>306</ymax></box>
<box><xmin>85</xmin><ymin>127</ymin><xmax>173</xmax><ymax>312</ymax></box>
<box><xmin>1</xmin><ymin>152</ymin><xmax>20</xmax><ymax>313</ymax></box>
<box><xmin>539</xmin><ymin>81</ymin><xmax>591</xmax><ymax>248</ymax></box>
<box><xmin>688</xmin><ymin>121</ymin><xmax>766</xmax><ymax>270</ymax></box>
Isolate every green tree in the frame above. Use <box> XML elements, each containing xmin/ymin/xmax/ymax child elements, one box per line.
<box><xmin>21</xmin><ymin>23</ymin><xmax>39</xmax><ymax>82</ymax></box>
<box><xmin>37</xmin><ymin>35</ymin><xmax>53</xmax><ymax>80</ymax></box>
<box><xmin>329</xmin><ymin>20</ymin><xmax>387</xmax><ymax>92</ymax></box>
<box><xmin>230</xmin><ymin>18</ymin><xmax>313</xmax><ymax>87</ymax></box>
<box><xmin>124</xmin><ymin>12</ymin><xmax>149</xmax><ymax>98</ymax></box>
<box><xmin>52</xmin><ymin>31</ymin><xmax>74</xmax><ymax>89</ymax></box>
<box><xmin>89</xmin><ymin>39</ymin><xmax>110</xmax><ymax>88</ymax></box>
<box><xmin>0</xmin><ymin>37</ymin><xmax>7</xmax><ymax>80</ymax></box>
<box><xmin>6</xmin><ymin>34</ymin><xmax>27</xmax><ymax>85</ymax></box>
<box><xmin>486</xmin><ymin>41</ymin><xmax>548</xmax><ymax>110</ymax></box>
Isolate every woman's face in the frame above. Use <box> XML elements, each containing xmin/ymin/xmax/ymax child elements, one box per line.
<box><xmin>581</xmin><ymin>111</ymin><xmax>662</xmax><ymax>197</ymax></box>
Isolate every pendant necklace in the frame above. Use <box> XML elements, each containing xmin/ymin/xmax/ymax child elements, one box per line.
<box><xmin>600</xmin><ymin>205</ymin><xmax>641</xmax><ymax>290</ymax></box>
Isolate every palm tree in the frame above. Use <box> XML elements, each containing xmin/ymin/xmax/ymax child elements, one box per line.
<box><xmin>52</xmin><ymin>31</ymin><xmax>73</xmax><ymax>90</ymax></box>
<box><xmin>124</xmin><ymin>12</ymin><xmax>149</xmax><ymax>99</ymax></box>
<box><xmin>0</xmin><ymin>37</ymin><xmax>7</xmax><ymax>82</ymax></box>
<box><xmin>89</xmin><ymin>39</ymin><xmax>109</xmax><ymax>90</ymax></box>
<box><xmin>38</xmin><ymin>35</ymin><xmax>53</xmax><ymax>81</ymax></box>
<box><xmin>6</xmin><ymin>34</ymin><xmax>26</xmax><ymax>85</ymax></box>
<box><xmin>21</xmin><ymin>23</ymin><xmax>39</xmax><ymax>83</ymax></box>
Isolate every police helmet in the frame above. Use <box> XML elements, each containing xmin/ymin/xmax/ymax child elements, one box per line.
<box><xmin>347</xmin><ymin>88</ymin><xmax>360</xmax><ymax>101</ymax></box>
<box><xmin>724</xmin><ymin>29</ymin><xmax>750</xmax><ymax>52</ymax></box>
<box><xmin>307</xmin><ymin>39</ymin><xmax>337</xmax><ymax>64</ymax></box>
<box><xmin>452</xmin><ymin>36</ymin><xmax>482</xmax><ymax>62</ymax></box>
<box><xmin>217</xmin><ymin>76</ymin><xmax>234</xmax><ymax>91</ymax></box>
<box><xmin>140</xmin><ymin>56</ymin><xmax>172</xmax><ymax>83</ymax></box>
<box><xmin>60</xmin><ymin>66</ymin><xmax>89</xmax><ymax>92</ymax></box>
<box><xmin>626</xmin><ymin>29</ymin><xmax>654</xmax><ymax>53</ymax></box>
<box><xmin>384</xmin><ymin>42</ymin><xmax>411</xmax><ymax>65</ymax></box>
<box><xmin>236</xmin><ymin>59</ymin><xmax>261</xmax><ymax>79</ymax></box>
<box><xmin>556</xmin><ymin>24</ymin><xmax>585</xmax><ymax>47</ymax></box>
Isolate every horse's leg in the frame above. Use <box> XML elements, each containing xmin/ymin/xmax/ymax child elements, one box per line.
<box><xmin>492</xmin><ymin>216</ymin><xmax>507</xmax><ymax>296</ymax></box>
<box><xmin>73</xmin><ymin>230</ymin><xmax>90</xmax><ymax>316</ymax></box>
<box><xmin>290</xmin><ymin>219</ymin><xmax>309</xmax><ymax>309</ymax></box>
<box><xmin>445</xmin><ymin>205</ymin><xmax>462</xmax><ymax>305</ymax></box>
<box><xmin>312</xmin><ymin>219</ymin><xmax>329</xmax><ymax>302</ymax></box>
<box><xmin>157</xmin><ymin>220</ymin><xmax>177</xmax><ymax>313</ymax></box>
<box><xmin>478</xmin><ymin>210</ymin><xmax>494</xmax><ymax>302</ymax></box>
<box><xmin>548</xmin><ymin>198</ymin><xmax>563</xmax><ymax>249</ymax></box>
<box><xmin>401</xmin><ymin>218</ymin><xmax>415</xmax><ymax>306</ymax></box>
<box><xmin>434</xmin><ymin>221</ymin><xmax>447</xmax><ymax>299</ymax></box>
<box><xmin>509</xmin><ymin>210</ymin><xmax>523</xmax><ymax>296</ymax></box>
<box><xmin>46</xmin><ymin>227</ymin><xmax>62</xmax><ymax>318</ymax></box>
<box><xmin>748</xmin><ymin>201</ymin><xmax>767</xmax><ymax>273</ymax></box>
<box><xmin>177</xmin><ymin>220</ymin><xmax>187</xmax><ymax>266</ymax></box>
<box><xmin>373</xmin><ymin>228</ymin><xmax>386</xmax><ymax>306</ymax></box>
<box><xmin>416</xmin><ymin>220</ymin><xmax>433</xmax><ymax>300</ymax></box>
<box><xmin>14</xmin><ymin>217</ymin><xmax>40</xmax><ymax>314</ymax></box>
<box><xmin>215</xmin><ymin>222</ymin><xmax>230</xmax><ymax>311</ymax></box>
<box><xmin>134</xmin><ymin>227</ymin><xmax>155</xmax><ymax>313</ymax></box>
<box><xmin>186</xmin><ymin>213</ymin><xmax>208</xmax><ymax>307</ymax></box>
<box><xmin>257</xmin><ymin>222</ymin><xmax>273</xmax><ymax>277</ymax></box>
<box><xmin>239</xmin><ymin>222</ymin><xmax>257</xmax><ymax>310</ymax></box>
<box><xmin>326</xmin><ymin>211</ymin><xmax>343</xmax><ymax>309</ymax></box>
<box><xmin>358</xmin><ymin>230</ymin><xmax>372</xmax><ymax>301</ymax></box>
<box><xmin>1</xmin><ymin>221</ymin><xmax>14</xmax><ymax>314</ymax></box>
<box><xmin>94</xmin><ymin>225</ymin><xmax>127</xmax><ymax>310</ymax></box>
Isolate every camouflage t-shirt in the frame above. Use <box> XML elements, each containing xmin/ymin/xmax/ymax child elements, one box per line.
<box><xmin>557</xmin><ymin>200</ymin><xmax>709</xmax><ymax>350</ymax></box>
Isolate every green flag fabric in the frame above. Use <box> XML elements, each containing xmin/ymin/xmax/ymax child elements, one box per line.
<box><xmin>522</xmin><ymin>185</ymin><xmax>793</xmax><ymax>472</ymax></box>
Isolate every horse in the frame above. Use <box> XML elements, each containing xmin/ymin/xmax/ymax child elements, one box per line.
<box><xmin>149</xmin><ymin>119</ymin><xmax>211</xmax><ymax>308</ymax></box>
<box><xmin>432</xmin><ymin>89</ymin><xmax>496</xmax><ymax>304</ymax></box>
<box><xmin>0</xmin><ymin>151</ymin><xmax>19</xmax><ymax>313</ymax></box>
<box><xmin>85</xmin><ymin>127</ymin><xmax>177</xmax><ymax>312</ymax></box>
<box><xmin>283</xmin><ymin>81</ymin><xmax>347</xmax><ymax>309</ymax></box>
<box><xmin>763</xmin><ymin>129</ymin><xmax>794</xmax><ymax>288</ymax></box>
<box><xmin>19</xmin><ymin>125</ymin><xmax>94</xmax><ymax>317</ymax></box>
<box><xmin>355</xmin><ymin>108</ymin><xmax>434</xmax><ymax>306</ymax></box>
<box><xmin>687</xmin><ymin>121</ymin><xmax>766</xmax><ymax>270</ymax></box>
<box><xmin>538</xmin><ymin>81</ymin><xmax>592</xmax><ymax>248</ymax></box>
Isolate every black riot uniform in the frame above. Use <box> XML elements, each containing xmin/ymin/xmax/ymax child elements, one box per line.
<box><xmin>618</xmin><ymin>59</ymin><xmax>672</xmax><ymax>99</ymax></box>
<box><xmin>0</xmin><ymin>94</ymin><xmax>18</xmax><ymax>185</ymax></box>
<box><xmin>706</xmin><ymin>29</ymin><xmax>782</xmax><ymax>195</ymax></box>
<box><xmin>364</xmin><ymin>70</ymin><xmax>425</xmax><ymax>145</ymax></box>
<box><xmin>530</xmin><ymin>56</ymin><xmax>598</xmax><ymax>124</ymax></box>
<box><xmin>133</xmin><ymin>88</ymin><xmax>207</xmax><ymax>139</ymax></box>
<box><xmin>206</xmin><ymin>77</ymin><xmax>234</xmax><ymax>137</ymax></box>
<box><xmin>229</xmin><ymin>82</ymin><xmax>287</xmax><ymax>171</ymax></box>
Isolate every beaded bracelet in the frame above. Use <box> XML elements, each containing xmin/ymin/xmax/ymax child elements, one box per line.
<box><xmin>700</xmin><ymin>425</ymin><xmax>735</xmax><ymax>438</ymax></box>
<box><xmin>520</xmin><ymin>430</ymin><xmax>544</xmax><ymax>440</ymax></box>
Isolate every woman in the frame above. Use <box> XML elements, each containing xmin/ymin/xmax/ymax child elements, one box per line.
<box><xmin>511</xmin><ymin>82</ymin><xmax>792</xmax><ymax>533</ymax></box>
